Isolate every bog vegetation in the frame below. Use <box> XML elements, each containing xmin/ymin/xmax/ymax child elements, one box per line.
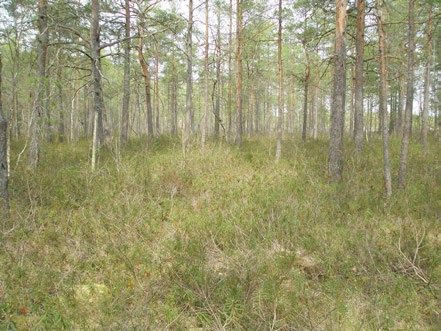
<box><xmin>1</xmin><ymin>134</ymin><xmax>439</xmax><ymax>330</ymax></box>
<box><xmin>0</xmin><ymin>0</ymin><xmax>440</xmax><ymax>329</ymax></box>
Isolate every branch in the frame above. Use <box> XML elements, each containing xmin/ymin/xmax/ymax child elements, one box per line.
<box><xmin>54</xmin><ymin>24</ymin><xmax>89</xmax><ymax>44</ymax></box>
<box><xmin>100</xmin><ymin>27</ymin><xmax>170</xmax><ymax>51</ymax></box>
<box><xmin>396</xmin><ymin>227</ymin><xmax>431</xmax><ymax>286</ymax></box>
<box><xmin>99</xmin><ymin>36</ymin><xmax>133</xmax><ymax>51</ymax></box>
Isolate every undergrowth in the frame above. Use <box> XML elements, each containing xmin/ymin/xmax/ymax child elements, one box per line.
<box><xmin>0</xmin><ymin>135</ymin><xmax>439</xmax><ymax>330</ymax></box>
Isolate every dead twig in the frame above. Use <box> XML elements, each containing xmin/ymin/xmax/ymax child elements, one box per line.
<box><xmin>397</xmin><ymin>226</ymin><xmax>431</xmax><ymax>285</ymax></box>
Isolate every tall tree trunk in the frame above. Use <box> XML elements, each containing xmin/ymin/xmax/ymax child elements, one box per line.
<box><xmin>421</xmin><ymin>3</ymin><xmax>433</xmax><ymax>155</ymax></box>
<box><xmin>135</xmin><ymin>83</ymin><xmax>141</xmax><ymax>135</ymax></box>
<box><xmin>398</xmin><ymin>0</ymin><xmax>415</xmax><ymax>189</ymax></box>
<box><xmin>45</xmin><ymin>65</ymin><xmax>52</xmax><ymax>143</ymax></box>
<box><xmin>0</xmin><ymin>56</ymin><xmax>9</xmax><ymax>216</ymax></box>
<box><xmin>57</xmin><ymin>65</ymin><xmax>65</xmax><ymax>142</ymax></box>
<box><xmin>71</xmin><ymin>47</ymin><xmax>80</xmax><ymax>143</ymax></box>
<box><xmin>377</xmin><ymin>0</ymin><xmax>392</xmax><ymax>197</ymax></box>
<box><xmin>275</xmin><ymin>0</ymin><xmax>284</xmax><ymax>161</ymax></box>
<box><xmin>29</xmin><ymin>0</ymin><xmax>48</xmax><ymax>170</ymax></box>
<box><xmin>138</xmin><ymin>33</ymin><xmax>153</xmax><ymax>139</ymax></box>
<box><xmin>354</xmin><ymin>0</ymin><xmax>365</xmax><ymax>152</ymax></box>
<box><xmin>154</xmin><ymin>38</ymin><xmax>160</xmax><ymax>134</ymax></box>
<box><xmin>90</xmin><ymin>0</ymin><xmax>107</xmax><ymax>171</ymax></box>
<box><xmin>288</xmin><ymin>77</ymin><xmax>295</xmax><ymax>134</ymax></box>
<box><xmin>138</xmin><ymin>34</ymin><xmax>153</xmax><ymax>139</ymax></box>
<box><xmin>328</xmin><ymin>0</ymin><xmax>348</xmax><ymax>182</ymax></box>
<box><xmin>349</xmin><ymin>63</ymin><xmax>354</xmax><ymax>137</ymax></box>
<box><xmin>83</xmin><ymin>85</ymin><xmax>90</xmax><ymax>138</ymax></box>
<box><xmin>214</xmin><ymin>9</ymin><xmax>221</xmax><ymax>140</ymax></box>
<box><xmin>397</xmin><ymin>53</ymin><xmax>406</xmax><ymax>135</ymax></box>
<box><xmin>255</xmin><ymin>83</ymin><xmax>260</xmax><ymax>133</ymax></box>
<box><xmin>11</xmin><ymin>38</ymin><xmax>20</xmax><ymax>138</ymax></box>
<box><xmin>312</xmin><ymin>64</ymin><xmax>320</xmax><ymax>139</ymax></box>
<box><xmin>302</xmin><ymin>38</ymin><xmax>310</xmax><ymax>143</ymax></box>
<box><xmin>73</xmin><ymin>0</ymin><xmax>82</xmax><ymax>142</ymax></box>
<box><xmin>120</xmin><ymin>0</ymin><xmax>131</xmax><ymax>143</ymax></box>
<box><xmin>227</xmin><ymin>0</ymin><xmax>233</xmax><ymax>144</ymax></box>
<box><xmin>202</xmin><ymin>0</ymin><xmax>209</xmax><ymax>149</ymax></box>
<box><xmin>171</xmin><ymin>45</ymin><xmax>177</xmax><ymax>135</ymax></box>
<box><xmin>248</xmin><ymin>79</ymin><xmax>254</xmax><ymax>137</ymax></box>
<box><xmin>264</xmin><ymin>83</ymin><xmax>269</xmax><ymax>132</ymax></box>
<box><xmin>183</xmin><ymin>0</ymin><xmax>193</xmax><ymax>151</ymax></box>
<box><xmin>235</xmin><ymin>0</ymin><xmax>243</xmax><ymax>147</ymax></box>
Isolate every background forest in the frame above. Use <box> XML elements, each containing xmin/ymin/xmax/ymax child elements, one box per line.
<box><xmin>0</xmin><ymin>0</ymin><xmax>440</xmax><ymax>330</ymax></box>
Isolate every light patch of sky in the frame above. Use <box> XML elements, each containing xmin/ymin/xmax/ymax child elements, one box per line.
<box><xmin>0</xmin><ymin>2</ymin><xmax>13</xmax><ymax>32</ymax></box>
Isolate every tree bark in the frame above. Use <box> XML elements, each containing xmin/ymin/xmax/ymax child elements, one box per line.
<box><xmin>120</xmin><ymin>0</ymin><xmax>131</xmax><ymax>143</ymax></box>
<box><xmin>83</xmin><ymin>85</ymin><xmax>90</xmax><ymax>139</ymax></box>
<box><xmin>183</xmin><ymin>0</ymin><xmax>193</xmax><ymax>151</ymax></box>
<box><xmin>301</xmin><ymin>37</ymin><xmax>310</xmax><ymax>143</ymax></box>
<box><xmin>328</xmin><ymin>0</ymin><xmax>348</xmax><ymax>182</ymax></box>
<box><xmin>235</xmin><ymin>0</ymin><xmax>243</xmax><ymax>148</ymax></box>
<box><xmin>202</xmin><ymin>0</ymin><xmax>209</xmax><ymax>149</ymax></box>
<box><xmin>255</xmin><ymin>83</ymin><xmax>260</xmax><ymax>133</ymax></box>
<box><xmin>377</xmin><ymin>0</ymin><xmax>392</xmax><ymax>197</ymax></box>
<box><xmin>397</xmin><ymin>51</ymin><xmax>406</xmax><ymax>135</ymax></box>
<box><xmin>57</xmin><ymin>64</ymin><xmax>65</xmax><ymax>142</ymax></box>
<box><xmin>227</xmin><ymin>0</ymin><xmax>233</xmax><ymax>144</ymax></box>
<box><xmin>137</xmin><ymin>28</ymin><xmax>153</xmax><ymax>139</ymax></box>
<box><xmin>0</xmin><ymin>56</ymin><xmax>9</xmax><ymax>216</ymax></box>
<box><xmin>90</xmin><ymin>0</ymin><xmax>107</xmax><ymax>171</ymax></box>
<box><xmin>11</xmin><ymin>35</ymin><xmax>20</xmax><ymax>138</ymax></box>
<box><xmin>214</xmin><ymin>8</ymin><xmax>221</xmax><ymax>140</ymax></box>
<box><xmin>171</xmin><ymin>45</ymin><xmax>177</xmax><ymax>136</ymax></box>
<box><xmin>421</xmin><ymin>3</ymin><xmax>433</xmax><ymax>155</ymax></box>
<box><xmin>71</xmin><ymin>46</ymin><xmax>80</xmax><ymax>143</ymax></box>
<box><xmin>288</xmin><ymin>78</ymin><xmax>294</xmax><ymax>133</ymax></box>
<box><xmin>29</xmin><ymin>0</ymin><xmax>48</xmax><ymax>169</ymax></box>
<box><xmin>248</xmin><ymin>80</ymin><xmax>254</xmax><ymax>137</ymax></box>
<box><xmin>398</xmin><ymin>0</ymin><xmax>415</xmax><ymax>189</ymax></box>
<box><xmin>349</xmin><ymin>64</ymin><xmax>354</xmax><ymax>138</ymax></box>
<box><xmin>312</xmin><ymin>64</ymin><xmax>320</xmax><ymax>140</ymax></box>
<box><xmin>154</xmin><ymin>38</ymin><xmax>160</xmax><ymax>134</ymax></box>
<box><xmin>45</xmin><ymin>66</ymin><xmax>52</xmax><ymax>143</ymax></box>
<box><xmin>275</xmin><ymin>0</ymin><xmax>284</xmax><ymax>161</ymax></box>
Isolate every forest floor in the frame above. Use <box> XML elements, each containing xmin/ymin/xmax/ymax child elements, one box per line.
<box><xmin>1</xmin><ymin>134</ymin><xmax>440</xmax><ymax>330</ymax></box>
